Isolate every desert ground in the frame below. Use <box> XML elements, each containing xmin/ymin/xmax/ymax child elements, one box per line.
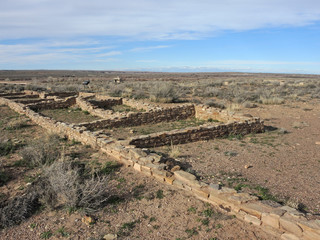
<box><xmin>0</xmin><ymin>70</ymin><xmax>319</xmax><ymax>239</ymax></box>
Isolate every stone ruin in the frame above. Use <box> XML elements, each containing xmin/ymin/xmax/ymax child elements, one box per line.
<box><xmin>0</xmin><ymin>90</ymin><xmax>319</xmax><ymax>240</ymax></box>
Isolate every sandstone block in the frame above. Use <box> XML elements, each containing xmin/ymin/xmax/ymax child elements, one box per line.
<box><xmin>261</xmin><ymin>212</ymin><xmax>280</xmax><ymax>229</ymax></box>
<box><xmin>279</xmin><ymin>214</ymin><xmax>303</xmax><ymax>237</ymax></box>
<box><xmin>133</xmin><ymin>163</ymin><xmax>141</xmax><ymax>171</ymax></box>
<box><xmin>303</xmin><ymin>230</ymin><xmax>320</xmax><ymax>240</ymax></box>
<box><xmin>297</xmin><ymin>220</ymin><xmax>320</xmax><ymax>235</ymax></box>
<box><xmin>174</xmin><ymin>171</ymin><xmax>200</xmax><ymax>188</ymax></box>
<box><xmin>141</xmin><ymin>166</ymin><xmax>152</xmax><ymax>176</ymax></box>
<box><xmin>152</xmin><ymin>169</ymin><xmax>165</xmax><ymax>182</ymax></box>
<box><xmin>172</xmin><ymin>179</ymin><xmax>185</xmax><ymax>189</ymax></box>
<box><xmin>164</xmin><ymin>175</ymin><xmax>175</xmax><ymax>185</ymax></box>
<box><xmin>192</xmin><ymin>187</ymin><xmax>209</xmax><ymax>199</ymax></box>
<box><xmin>228</xmin><ymin>193</ymin><xmax>258</xmax><ymax>204</ymax></box>
<box><xmin>280</xmin><ymin>233</ymin><xmax>300</xmax><ymax>240</ymax></box>
<box><xmin>244</xmin><ymin>214</ymin><xmax>261</xmax><ymax>226</ymax></box>
<box><xmin>240</xmin><ymin>202</ymin><xmax>274</xmax><ymax>219</ymax></box>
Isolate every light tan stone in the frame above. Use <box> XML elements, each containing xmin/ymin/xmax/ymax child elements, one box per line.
<box><xmin>261</xmin><ymin>213</ymin><xmax>280</xmax><ymax>229</ymax></box>
<box><xmin>280</xmin><ymin>233</ymin><xmax>300</xmax><ymax>240</ymax></box>
<box><xmin>240</xmin><ymin>202</ymin><xmax>274</xmax><ymax>219</ymax></box>
<box><xmin>141</xmin><ymin>166</ymin><xmax>152</xmax><ymax>176</ymax></box>
<box><xmin>133</xmin><ymin>163</ymin><xmax>141</xmax><ymax>171</ymax></box>
<box><xmin>244</xmin><ymin>214</ymin><xmax>261</xmax><ymax>226</ymax></box>
<box><xmin>279</xmin><ymin>214</ymin><xmax>303</xmax><ymax>237</ymax></box>
<box><xmin>228</xmin><ymin>193</ymin><xmax>258</xmax><ymax>204</ymax></box>
<box><xmin>164</xmin><ymin>176</ymin><xmax>175</xmax><ymax>185</ymax></box>
<box><xmin>303</xmin><ymin>230</ymin><xmax>320</xmax><ymax>240</ymax></box>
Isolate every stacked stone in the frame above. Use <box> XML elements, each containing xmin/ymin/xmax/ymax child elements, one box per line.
<box><xmin>129</xmin><ymin>119</ymin><xmax>264</xmax><ymax>148</ymax></box>
<box><xmin>27</xmin><ymin>96</ymin><xmax>76</xmax><ymax>111</ymax></box>
<box><xmin>75</xmin><ymin>105</ymin><xmax>195</xmax><ymax>130</ymax></box>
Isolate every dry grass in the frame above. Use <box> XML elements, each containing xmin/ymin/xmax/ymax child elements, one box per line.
<box><xmin>259</xmin><ymin>96</ymin><xmax>285</xmax><ymax>105</ymax></box>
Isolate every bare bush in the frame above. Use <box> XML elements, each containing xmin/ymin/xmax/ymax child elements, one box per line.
<box><xmin>150</xmin><ymin>83</ymin><xmax>180</xmax><ymax>103</ymax></box>
<box><xmin>19</xmin><ymin>135</ymin><xmax>60</xmax><ymax>167</ymax></box>
<box><xmin>0</xmin><ymin>191</ymin><xmax>40</xmax><ymax>229</ymax></box>
<box><xmin>0</xmin><ymin>137</ymin><xmax>15</xmax><ymax>157</ymax></box>
<box><xmin>204</xmin><ymin>99</ymin><xmax>225</xmax><ymax>109</ymax></box>
<box><xmin>259</xmin><ymin>96</ymin><xmax>285</xmax><ymax>105</ymax></box>
<box><xmin>43</xmin><ymin>160</ymin><xmax>110</xmax><ymax>213</ymax></box>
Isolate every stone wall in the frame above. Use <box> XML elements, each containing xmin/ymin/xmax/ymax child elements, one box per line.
<box><xmin>129</xmin><ymin>119</ymin><xmax>264</xmax><ymax>148</ymax></box>
<box><xmin>27</xmin><ymin>96</ymin><xmax>76</xmax><ymax>111</ymax></box>
<box><xmin>4</xmin><ymin>94</ymin><xmax>39</xmax><ymax>99</ymax></box>
<box><xmin>75</xmin><ymin>97</ymin><xmax>123</xmax><ymax>119</ymax></box>
<box><xmin>15</xmin><ymin>99</ymin><xmax>54</xmax><ymax>104</ymax></box>
<box><xmin>75</xmin><ymin>105</ymin><xmax>196</xmax><ymax>130</ymax></box>
<box><xmin>89</xmin><ymin>98</ymin><xmax>122</xmax><ymax>109</ymax></box>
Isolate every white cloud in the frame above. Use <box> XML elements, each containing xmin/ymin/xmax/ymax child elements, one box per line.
<box><xmin>1</xmin><ymin>0</ymin><xmax>320</xmax><ymax>40</ymax></box>
<box><xmin>129</xmin><ymin>45</ymin><xmax>171</xmax><ymax>52</ymax></box>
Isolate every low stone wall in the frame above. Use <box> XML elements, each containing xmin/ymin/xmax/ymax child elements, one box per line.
<box><xmin>4</xmin><ymin>94</ymin><xmax>39</xmax><ymax>100</ymax></box>
<box><xmin>15</xmin><ymin>99</ymin><xmax>54</xmax><ymax>104</ymax></box>
<box><xmin>76</xmin><ymin>97</ymin><xmax>124</xmax><ymax>119</ymax></box>
<box><xmin>75</xmin><ymin>105</ymin><xmax>196</xmax><ymax>130</ymax></box>
<box><xmin>129</xmin><ymin>119</ymin><xmax>264</xmax><ymax>148</ymax></box>
<box><xmin>39</xmin><ymin>92</ymin><xmax>77</xmax><ymax>99</ymax></box>
<box><xmin>89</xmin><ymin>98</ymin><xmax>122</xmax><ymax>109</ymax></box>
<box><xmin>0</xmin><ymin>92</ymin><xmax>24</xmax><ymax>97</ymax></box>
<box><xmin>27</xmin><ymin>96</ymin><xmax>76</xmax><ymax>111</ymax></box>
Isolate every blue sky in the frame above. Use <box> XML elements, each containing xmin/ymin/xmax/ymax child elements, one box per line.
<box><xmin>1</xmin><ymin>0</ymin><xmax>320</xmax><ymax>73</ymax></box>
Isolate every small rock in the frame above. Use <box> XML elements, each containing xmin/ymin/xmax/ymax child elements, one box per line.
<box><xmin>171</xmin><ymin>165</ymin><xmax>180</xmax><ymax>172</ymax></box>
<box><xmin>244</xmin><ymin>165</ymin><xmax>253</xmax><ymax>169</ymax></box>
<box><xmin>103</xmin><ymin>234</ymin><xmax>117</xmax><ymax>240</ymax></box>
<box><xmin>81</xmin><ymin>215</ymin><xmax>95</xmax><ymax>225</ymax></box>
<box><xmin>316</xmin><ymin>142</ymin><xmax>320</xmax><ymax>145</ymax></box>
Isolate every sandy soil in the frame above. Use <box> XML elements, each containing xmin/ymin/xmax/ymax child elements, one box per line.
<box><xmin>1</xmin><ymin>167</ymin><xmax>278</xmax><ymax>240</ymax></box>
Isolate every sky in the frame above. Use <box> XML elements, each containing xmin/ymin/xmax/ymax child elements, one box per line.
<box><xmin>1</xmin><ymin>0</ymin><xmax>320</xmax><ymax>73</ymax></box>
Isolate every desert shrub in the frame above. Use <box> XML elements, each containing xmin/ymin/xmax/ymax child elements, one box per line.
<box><xmin>19</xmin><ymin>135</ymin><xmax>60</xmax><ymax>167</ymax></box>
<box><xmin>0</xmin><ymin>191</ymin><xmax>40</xmax><ymax>229</ymax></box>
<box><xmin>226</xmin><ymin>103</ymin><xmax>242</xmax><ymax>112</ymax></box>
<box><xmin>0</xmin><ymin>170</ymin><xmax>9</xmax><ymax>186</ymax></box>
<box><xmin>242</xmin><ymin>101</ymin><xmax>256</xmax><ymax>108</ymax></box>
<box><xmin>5</xmin><ymin>118</ymin><xmax>29</xmax><ymax>130</ymax></box>
<box><xmin>259</xmin><ymin>96</ymin><xmax>284</xmax><ymax>105</ymax></box>
<box><xmin>150</xmin><ymin>83</ymin><xmax>180</xmax><ymax>103</ymax></box>
<box><xmin>109</xmin><ymin>85</ymin><xmax>124</xmax><ymax>97</ymax></box>
<box><xmin>204</xmin><ymin>99</ymin><xmax>225</xmax><ymax>109</ymax></box>
<box><xmin>0</xmin><ymin>138</ymin><xmax>15</xmax><ymax>156</ymax></box>
<box><xmin>43</xmin><ymin>161</ymin><xmax>110</xmax><ymax>213</ymax></box>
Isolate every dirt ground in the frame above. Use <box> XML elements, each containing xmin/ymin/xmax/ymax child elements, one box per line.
<box><xmin>155</xmin><ymin>99</ymin><xmax>320</xmax><ymax>215</ymax></box>
<box><xmin>0</xmin><ymin>166</ymin><xmax>279</xmax><ymax>240</ymax></box>
<box><xmin>0</xmin><ymin>105</ymin><xmax>278</xmax><ymax>240</ymax></box>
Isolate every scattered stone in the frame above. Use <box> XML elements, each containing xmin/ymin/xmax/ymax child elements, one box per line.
<box><xmin>244</xmin><ymin>165</ymin><xmax>252</xmax><ymax>169</ymax></box>
<box><xmin>171</xmin><ymin>165</ymin><xmax>181</xmax><ymax>172</ymax></box>
<box><xmin>82</xmin><ymin>215</ymin><xmax>95</xmax><ymax>225</ymax></box>
<box><xmin>315</xmin><ymin>142</ymin><xmax>320</xmax><ymax>145</ymax></box>
<box><xmin>103</xmin><ymin>234</ymin><xmax>117</xmax><ymax>240</ymax></box>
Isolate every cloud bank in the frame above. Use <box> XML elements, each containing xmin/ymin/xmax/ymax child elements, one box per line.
<box><xmin>1</xmin><ymin>0</ymin><xmax>320</xmax><ymax>40</ymax></box>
